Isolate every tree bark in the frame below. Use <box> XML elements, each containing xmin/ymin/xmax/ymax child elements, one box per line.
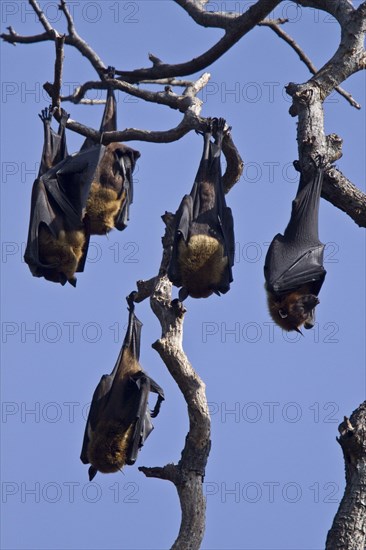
<box><xmin>326</xmin><ymin>402</ymin><xmax>366</xmax><ymax>550</ymax></box>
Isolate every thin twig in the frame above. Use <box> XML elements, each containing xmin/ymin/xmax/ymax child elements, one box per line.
<box><xmin>59</xmin><ymin>0</ymin><xmax>75</xmax><ymax>35</ymax></box>
<box><xmin>259</xmin><ymin>20</ymin><xmax>361</xmax><ymax>109</ymax></box>
<box><xmin>29</xmin><ymin>0</ymin><xmax>54</xmax><ymax>33</ymax></box>
<box><xmin>52</xmin><ymin>34</ymin><xmax>65</xmax><ymax>110</ymax></box>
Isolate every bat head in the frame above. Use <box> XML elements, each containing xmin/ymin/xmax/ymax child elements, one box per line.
<box><xmin>86</xmin><ymin>143</ymin><xmax>140</xmax><ymax>234</ymax></box>
<box><xmin>267</xmin><ymin>287</ymin><xmax>320</xmax><ymax>332</ymax></box>
<box><xmin>87</xmin><ymin>422</ymin><xmax>135</xmax><ymax>477</ymax></box>
<box><xmin>113</xmin><ymin>144</ymin><xmax>141</xmax><ymax>174</ymax></box>
<box><xmin>37</xmin><ymin>225</ymin><xmax>85</xmax><ymax>285</ymax></box>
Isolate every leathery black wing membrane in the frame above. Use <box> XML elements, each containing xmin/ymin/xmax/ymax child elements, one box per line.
<box><xmin>264</xmin><ymin>158</ymin><xmax>327</xmax><ymax>332</ymax></box>
<box><xmin>80</xmin><ymin>295</ymin><xmax>164</xmax><ymax>480</ymax></box>
<box><xmin>24</xmin><ymin>108</ymin><xmax>104</xmax><ymax>286</ymax></box>
<box><xmin>168</xmin><ymin>118</ymin><xmax>235</xmax><ymax>300</ymax></box>
<box><xmin>81</xmin><ymin>67</ymin><xmax>141</xmax><ymax>234</ymax></box>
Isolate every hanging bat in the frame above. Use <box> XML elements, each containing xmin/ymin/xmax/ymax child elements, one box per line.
<box><xmin>168</xmin><ymin>117</ymin><xmax>235</xmax><ymax>300</ymax></box>
<box><xmin>24</xmin><ymin>107</ymin><xmax>104</xmax><ymax>286</ymax></box>
<box><xmin>264</xmin><ymin>158</ymin><xmax>327</xmax><ymax>332</ymax></box>
<box><xmin>80</xmin><ymin>294</ymin><xmax>165</xmax><ymax>481</ymax></box>
<box><xmin>81</xmin><ymin>67</ymin><xmax>141</xmax><ymax>235</ymax></box>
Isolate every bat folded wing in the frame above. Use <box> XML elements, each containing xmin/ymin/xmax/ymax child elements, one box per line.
<box><xmin>47</xmin><ymin>144</ymin><xmax>105</xmax><ymax>219</ymax></box>
<box><xmin>80</xmin><ymin>373</ymin><xmax>114</xmax><ymax>464</ymax></box>
<box><xmin>168</xmin><ymin>194</ymin><xmax>194</xmax><ymax>286</ymax></box>
<box><xmin>265</xmin><ymin>237</ymin><xmax>326</xmax><ymax>295</ymax></box>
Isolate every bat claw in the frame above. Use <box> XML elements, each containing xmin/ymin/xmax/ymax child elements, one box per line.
<box><xmin>106</xmin><ymin>65</ymin><xmax>116</xmax><ymax>79</ymax></box>
<box><xmin>126</xmin><ymin>291</ymin><xmax>137</xmax><ymax>311</ymax></box>
<box><xmin>38</xmin><ymin>106</ymin><xmax>53</xmax><ymax>123</ymax></box>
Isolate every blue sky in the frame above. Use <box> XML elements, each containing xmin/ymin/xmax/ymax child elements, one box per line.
<box><xmin>1</xmin><ymin>2</ymin><xmax>365</xmax><ymax>549</ymax></box>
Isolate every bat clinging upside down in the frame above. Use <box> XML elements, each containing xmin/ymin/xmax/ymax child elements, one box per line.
<box><xmin>24</xmin><ymin>108</ymin><xmax>104</xmax><ymax>286</ymax></box>
<box><xmin>80</xmin><ymin>295</ymin><xmax>165</xmax><ymax>481</ymax></box>
<box><xmin>81</xmin><ymin>67</ymin><xmax>141</xmax><ymax>235</ymax></box>
<box><xmin>264</xmin><ymin>158</ymin><xmax>327</xmax><ymax>333</ymax></box>
<box><xmin>168</xmin><ymin>118</ymin><xmax>235</xmax><ymax>301</ymax></box>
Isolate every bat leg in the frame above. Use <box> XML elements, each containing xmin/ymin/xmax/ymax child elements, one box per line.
<box><xmin>213</xmin><ymin>117</ymin><xmax>226</xmax><ymax>147</ymax></box>
<box><xmin>148</xmin><ymin>377</ymin><xmax>165</xmax><ymax>418</ymax></box>
<box><xmin>127</xmin><ymin>291</ymin><xmax>138</xmax><ymax>311</ymax></box>
<box><xmin>150</xmin><ymin>394</ymin><xmax>164</xmax><ymax>418</ymax></box>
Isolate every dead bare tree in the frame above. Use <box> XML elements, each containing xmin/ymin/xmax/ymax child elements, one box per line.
<box><xmin>2</xmin><ymin>1</ymin><xmax>366</xmax><ymax>548</ymax></box>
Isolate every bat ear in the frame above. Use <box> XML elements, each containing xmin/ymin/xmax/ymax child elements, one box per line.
<box><xmin>278</xmin><ymin>309</ymin><xmax>288</xmax><ymax>319</ymax></box>
<box><xmin>68</xmin><ymin>276</ymin><xmax>77</xmax><ymax>287</ymax></box>
<box><xmin>132</xmin><ymin>149</ymin><xmax>141</xmax><ymax>162</ymax></box>
<box><xmin>178</xmin><ymin>287</ymin><xmax>189</xmax><ymax>302</ymax></box>
<box><xmin>88</xmin><ymin>466</ymin><xmax>98</xmax><ymax>481</ymax></box>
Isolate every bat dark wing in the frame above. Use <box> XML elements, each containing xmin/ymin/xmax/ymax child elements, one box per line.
<box><xmin>264</xmin><ymin>236</ymin><xmax>326</xmax><ymax>294</ymax></box>
<box><xmin>81</xmin><ymin>86</ymin><xmax>117</xmax><ymax>151</ymax></box>
<box><xmin>80</xmin><ymin>298</ymin><xmax>164</xmax><ymax>471</ymax></box>
<box><xmin>80</xmin><ymin>372</ymin><xmax>114</xmax><ymax>464</ymax></box>
<box><xmin>216</xmin><ymin>204</ymin><xmax>235</xmax><ymax>293</ymax></box>
<box><xmin>24</xmin><ymin>145</ymin><xmax>104</xmax><ymax>281</ymax></box>
<box><xmin>264</xmin><ymin>163</ymin><xmax>326</xmax><ymax>295</ymax></box>
<box><xmin>168</xmin><ymin>119</ymin><xmax>235</xmax><ymax>294</ymax></box>
<box><xmin>126</xmin><ymin>373</ymin><xmax>165</xmax><ymax>465</ymax></box>
<box><xmin>113</xmin><ymin>148</ymin><xmax>140</xmax><ymax>231</ymax></box>
<box><xmin>38</xmin><ymin>107</ymin><xmax>69</xmax><ymax>177</ymax></box>
<box><xmin>168</xmin><ymin>194</ymin><xmax>193</xmax><ymax>287</ymax></box>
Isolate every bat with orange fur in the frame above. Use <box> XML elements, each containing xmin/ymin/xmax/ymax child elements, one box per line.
<box><xmin>264</xmin><ymin>158</ymin><xmax>327</xmax><ymax>332</ymax></box>
<box><xmin>24</xmin><ymin>107</ymin><xmax>103</xmax><ymax>286</ymax></box>
<box><xmin>80</xmin><ymin>294</ymin><xmax>164</xmax><ymax>481</ymax></box>
<box><xmin>168</xmin><ymin>118</ymin><xmax>235</xmax><ymax>300</ymax></box>
<box><xmin>81</xmin><ymin>66</ymin><xmax>140</xmax><ymax>235</ymax></box>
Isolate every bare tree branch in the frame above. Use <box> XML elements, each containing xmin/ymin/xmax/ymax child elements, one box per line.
<box><xmin>1</xmin><ymin>2</ymin><xmax>365</xmax><ymax>548</ymax></box>
<box><xmin>326</xmin><ymin>401</ymin><xmax>366</xmax><ymax>550</ymax></box>
<box><xmin>29</xmin><ymin>0</ymin><xmax>54</xmax><ymax>33</ymax></box>
<box><xmin>133</xmin><ymin>216</ymin><xmax>211</xmax><ymax>550</ymax></box>
<box><xmin>118</xmin><ymin>0</ymin><xmax>282</xmax><ymax>82</ymax></box>
<box><xmin>1</xmin><ymin>0</ymin><xmax>282</xmax><ymax>81</ymax></box>
<box><xmin>58</xmin><ymin>75</ymin><xmax>209</xmax><ymax>111</ymax></box>
<box><xmin>174</xmin><ymin>0</ymin><xmax>239</xmax><ymax>28</ymax></box>
<box><xmin>298</xmin><ymin>1</ymin><xmax>366</xmax><ymax>99</ymax></box>
<box><xmin>1</xmin><ymin>27</ymin><xmax>50</xmax><ymax>44</ymax></box>
<box><xmin>1</xmin><ymin>0</ymin><xmax>106</xmax><ymax>73</ymax></box>
<box><xmin>45</xmin><ymin>33</ymin><xmax>66</xmax><ymax>111</ymax></box>
<box><xmin>286</xmin><ymin>81</ymin><xmax>366</xmax><ymax>227</ymax></box>
<box><xmin>51</xmin><ymin>74</ymin><xmax>243</xmax><ymax>192</ymax></box>
<box><xmin>322</xmin><ymin>168</ymin><xmax>366</xmax><ymax>228</ymax></box>
<box><xmin>259</xmin><ymin>19</ymin><xmax>361</xmax><ymax>109</ymax></box>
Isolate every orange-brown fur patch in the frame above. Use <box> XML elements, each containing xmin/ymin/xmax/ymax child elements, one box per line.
<box><xmin>86</xmin><ymin>182</ymin><xmax>125</xmax><ymax>235</ymax></box>
<box><xmin>88</xmin><ymin>423</ymin><xmax>134</xmax><ymax>473</ymax></box>
<box><xmin>88</xmin><ymin>348</ymin><xmax>142</xmax><ymax>473</ymax></box>
<box><xmin>179</xmin><ymin>234</ymin><xmax>227</xmax><ymax>298</ymax></box>
<box><xmin>38</xmin><ymin>226</ymin><xmax>85</xmax><ymax>280</ymax></box>
<box><xmin>266</xmin><ymin>284</ymin><xmax>312</xmax><ymax>332</ymax></box>
<box><xmin>117</xmin><ymin>348</ymin><xmax>141</xmax><ymax>378</ymax></box>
